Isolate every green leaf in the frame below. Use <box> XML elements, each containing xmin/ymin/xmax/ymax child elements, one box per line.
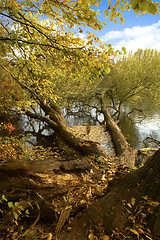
<box><xmin>25</xmin><ymin>209</ymin><xmax>29</xmax><ymax>215</ymax></box>
<box><xmin>15</xmin><ymin>202</ymin><xmax>19</xmax><ymax>207</ymax></box>
<box><xmin>104</xmin><ymin>67</ymin><xmax>110</xmax><ymax>74</ymax></box>
<box><xmin>13</xmin><ymin>211</ymin><xmax>19</xmax><ymax>220</ymax></box>
<box><xmin>130</xmin><ymin>0</ymin><xmax>139</xmax><ymax>10</ymax></box>
<box><xmin>18</xmin><ymin>205</ymin><xmax>24</xmax><ymax>211</ymax></box>
<box><xmin>126</xmin><ymin>208</ymin><xmax>132</xmax><ymax>214</ymax></box>
<box><xmin>122</xmin><ymin>47</ymin><xmax>127</xmax><ymax>54</ymax></box>
<box><xmin>108</xmin><ymin>47</ymin><xmax>114</xmax><ymax>55</ymax></box>
<box><xmin>139</xmin><ymin>1</ymin><xmax>148</xmax><ymax>12</ymax></box>
<box><xmin>35</xmin><ymin>201</ymin><xmax>40</xmax><ymax>210</ymax></box>
<box><xmin>147</xmin><ymin>3</ymin><xmax>157</xmax><ymax>15</ymax></box>
<box><xmin>2</xmin><ymin>195</ymin><xmax>7</xmax><ymax>202</ymax></box>
<box><xmin>104</xmin><ymin>9</ymin><xmax>109</xmax><ymax>16</ymax></box>
<box><xmin>90</xmin><ymin>0</ymin><xmax>97</xmax><ymax>6</ymax></box>
<box><xmin>28</xmin><ymin>202</ymin><xmax>33</xmax><ymax>209</ymax></box>
<box><xmin>37</xmin><ymin>193</ymin><xmax>44</xmax><ymax>200</ymax></box>
<box><xmin>8</xmin><ymin>202</ymin><xmax>14</xmax><ymax>208</ymax></box>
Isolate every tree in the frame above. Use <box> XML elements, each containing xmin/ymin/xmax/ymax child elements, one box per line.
<box><xmin>0</xmin><ymin>0</ymin><xmax>160</xmax><ymax>161</ymax></box>
<box><xmin>0</xmin><ymin>0</ymin><xmax>116</xmax><ymax>157</ymax></box>
<box><xmin>1</xmin><ymin>0</ymin><xmax>160</xmax><ymax>238</ymax></box>
<box><xmin>99</xmin><ymin>49</ymin><xmax>160</xmax><ymax>121</ymax></box>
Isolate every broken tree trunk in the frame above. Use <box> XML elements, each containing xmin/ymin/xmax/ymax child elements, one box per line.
<box><xmin>57</xmin><ymin>149</ymin><xmax>160</xmax><ymax>239</ymax></box>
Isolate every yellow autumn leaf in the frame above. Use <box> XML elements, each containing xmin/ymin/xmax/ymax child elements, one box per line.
<box><xmin>128</xmin><ymin>228</ymin><xmax>139</xmax><ymax>237</ymax></box>
<box><xmin>88</xmin><ymin>233</ymin><xmax>94</xmax><ymax>240</ymax></box>
<box><xmin>90</xmin><ymin>32</ymin><xmax>96</xmax><ymax>38</ymax></box>
<box><xmin>148</xmin><ymin>201</ymin><xmax>160</xmax><ymax>207</ymax></box>
<box><xmin>127</xmin><ymin>203</ymin><xmax>132</xmax><ymax>208</ymax></box>
<box><xmin>101</xmin><ymin>235</ymin><xmax>110</xmax><ymax>240</ymax></box>
<box><xmin>102</xmin><ymin>21</ymin><xmax>107</xmax><ymax>26</ymax></box>
<box><xmin>131</xmin><ymin>197</ymin><xmax>136</xmax><ymax>206</ymax></box>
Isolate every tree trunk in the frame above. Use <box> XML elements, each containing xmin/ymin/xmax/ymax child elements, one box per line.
<box><xmin>57</xmin><ymin>149</ymin><xmax>160</xmax><ymax>239</ymax></box>
<box><xmin>99</xmin><ymin>94</ymin><xmax>136</xmax><ymax>167</ymax></box>
<box><xmin>26</xmin><ymin>102</ymin><xmax>107</xmax><ymax>158</ymax></box>
<box><xmin>26</xmin><ymin>95</ymin><xmax>137</xmax><ymax>167</ymax></box>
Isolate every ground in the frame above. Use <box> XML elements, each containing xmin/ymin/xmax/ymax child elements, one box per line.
<box><xmin>70</xmin><ymin>125</ymin><xmax>115</xmax><ymax>156</ymax></box>
<box><xmin>0</xmin><ymin>125</ymin><xmax>157</xmax><ymax>239</ymax></box>
<box><xmin>0</xmin><ymin>154</ymin><xmax>129</xmax><ymax>239</ymax></box>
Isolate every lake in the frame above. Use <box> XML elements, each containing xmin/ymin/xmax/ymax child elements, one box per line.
<box><xmin>65</xmin><ymin>103</ymin><xmax>160</xmax><ymax>149</ymax></box>
<box><xmin>1</xmin><ymin>103</ymin><xmax>159</xmax><ymax>151</ymax></box>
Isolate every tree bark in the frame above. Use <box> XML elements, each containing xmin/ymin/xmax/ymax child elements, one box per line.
<box><xmin>26</xmin><ymin>94</ymin><xmax>138</xmax><ymax>167</ymax></box>
<box><xmin>99</xmin><ymin>94</ymin><xmax>136</xmax><ymax>167</ymax></box>
<box><xmin>57</xmin><ymin>149</ymin><xmax>160</xmax><ymax>239</ymax></box>
<box><xmin>26</xmin><ymin>102</ymin><xmax>107</xmax><ymax>158</ymax></box>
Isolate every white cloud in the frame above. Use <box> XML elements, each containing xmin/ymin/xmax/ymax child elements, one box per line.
<box><xmin>101</xmin><ymin>30</ymin><xmax>123</xmax><ymax>41</ymax></box>
<box><xmin>101</xmin><ymin>20</ymin><xmax>160</xmax><ymax>52</ymax></box>
<box><xmin>77</xmin><ymin>33</ymin><xmax>87</xmax><ymax>41</ymax></box>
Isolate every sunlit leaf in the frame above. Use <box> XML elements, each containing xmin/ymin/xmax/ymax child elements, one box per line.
<box><xmin>148</xmin><ymin>201</ymin><xmax>160</xmax><ymax>207</ymax></box>
<box><xmin>2</xmin><ymin>195</ymin><xmax>7</xmax><ymax>202</ymax></box>
<box><xmin>128</xmin><ymin>228</ymin><xmax>139</xmax><ymax>237</ymax></box>
<box><xmin>131</xmin><ymin>197</ymin><xmax>136</xmax><ymax>206</ymax></box>
<box><xmin>8</xmin><ymin>202</ymin><xmax>14</xmax><ymax>208</ymax></box>
<box><xmin>147</xmin><ymin>3</ymin><xmax>157</xmax><ymax>14</ymax></box>
<box><xmin>88</xmin><ymin>233</ymin><xmax>94</xmax><ymax>240</ymax></box>
<box><xmin>127</xmin><ymin>203</ymin><xmax>132</xmax><ymax>208</ymax></box>
<box><xmin>13</xmin><ymin>212</ymin><xmax>19</xmax><ymax>220</ymax></box>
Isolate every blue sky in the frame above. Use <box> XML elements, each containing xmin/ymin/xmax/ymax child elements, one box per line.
<box><xmin>82</xmin><ymin>1</ymin><xmax>160</xmax><ymax>53</ymax></box>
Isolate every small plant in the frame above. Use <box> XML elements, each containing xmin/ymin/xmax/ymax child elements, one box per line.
<box><xmin>94</xmin><ymin>156</ymin><xmax>109</xmax><ymax>170</ymax></box>
<box><xmin>0</xmin><ymin>134</ymin><xmax>30</xmax><ymax>160</ymax></box>
<box><xmin>0</xmin><ymin>194</ymin><xmax>29</xmax><ymax>224</ymax></box>
<box><xmin>0</xmin><ymin>122</ymin><xmax>15</xmax><ymax>132</ymax></box>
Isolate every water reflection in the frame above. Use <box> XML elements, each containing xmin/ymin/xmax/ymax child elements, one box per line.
<box><xmin>119</xmin><ymin>107</ymin><xmax>160</xmax><ymax>149</ymax></box>
<box><xmin>65</xmin><ymin>103</ymin><xmax>160</xmax><ymax>149</ymax></box>
<box><xmin>1</xmin><ymin>103</ymin><xmax>160</xmax><ymax>150</ymax></box>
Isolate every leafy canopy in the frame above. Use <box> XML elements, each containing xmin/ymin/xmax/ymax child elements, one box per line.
<box><xmin>103</xmin><ymin>0</ymin><xmax>159</xmax><ymax>24</ymax></box>
<box><xmin>101</xmin><ymin>49</ymin><xmax>160</xmax><ymax>108</ymax></box>
<box><xmin>0</xmin><ymin>0</ymin><xmax>160</xmax><ymax>112</ymax></box>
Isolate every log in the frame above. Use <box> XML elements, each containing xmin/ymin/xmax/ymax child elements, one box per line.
<box><xmin>57</xmin><ymin>149</ymin><xmax>160</xmax><ymax>239</ymax></box>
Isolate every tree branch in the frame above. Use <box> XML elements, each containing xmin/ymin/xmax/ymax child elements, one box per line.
<box><xmin>25</xmin><ymin>110</ymin><xmax>58</xmax><ymax>129</ymax></box>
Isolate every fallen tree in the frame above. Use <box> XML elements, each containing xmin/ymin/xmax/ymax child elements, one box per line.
<box><xmin>25</xmin><ymin>93</ymin><xmax>138</xmax><ymax>167</ymax></box>
<box><xmin>57</xmin><ymin>148</ymin><xmax>160</xmax><ymax>239</ymax></box>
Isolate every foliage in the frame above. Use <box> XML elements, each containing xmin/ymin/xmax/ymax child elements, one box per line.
<box><xmin>0</xmin><ymin>0</ymin><xmax>159</xmax><ymax>132</ymax></box>
<box><xmin>99</xmin><ymin>49</ymin><xmax>160</xmax><ymax>116</ymax></box>
<box><xmin>111</xmin><ymin>196</ymin><xmax>159</xmax><ymax>239</ymax></box>
<box><xmin>0</xmin><ymin>122</ymin><xmax>56</xmax><ymax>161</ymax></box>
<box><xmin>0</xmin><ymin>133</ymin><xmax>58</xmax><ymax>161</ymax></box>
<box><xmin>0</xmin><ymin>65</ymin><xmax>23</xmax><ymax>111</ymax></box>
<box><xmin>3</xmin><ymin>0</ymin><xmax>157</xmax><ymax>114</ymax></box>
<box><xmin>104</xmin><ymin>0</ymin><xmax>159</xmax><ymax>24</ymax></box>
<box><xmin>0</xmin><ymin>194</ymin><xmax>28</xmax><ymax>223</ymax></box>
<box><xmin>0</xmin><ymin>122</ymin><xmax>26</xmax><ymax>160</ymax></box>
<box><xmin>0</xmin><ymin>193</ymin><xmax>41</xmax><ymax>239</ymax></box>
<box><xmin>0</xmin><ymin>121</ymin><xmax>15</xmax><ymax>132</ymax></box>
<box><xmin>0</xmin><ymin>0</ymin><xmax>119</xmax><ymax>114</ymax></box>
